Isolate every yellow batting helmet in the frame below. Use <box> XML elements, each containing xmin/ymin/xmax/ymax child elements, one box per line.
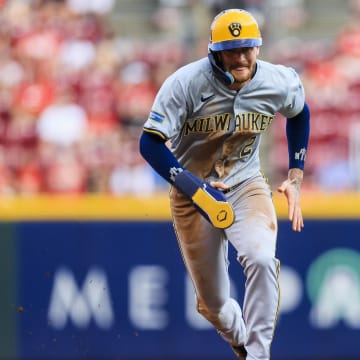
<box><xmin>209</xmin><ymin>9</ymin><xmax>262</xmax><ymax>51</ymax></box>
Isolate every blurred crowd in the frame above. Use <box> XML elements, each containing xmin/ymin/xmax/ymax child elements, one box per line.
<box><xmin>0</xmin><ymin>0</ymin><xmax>359</xmax><ymax>196</ymax></box>
<box><xmin>0</xmin><ymin>0</ymin><xmax>189</xmax><ymax>196</ymax></box>
<box><xmin>269</xmin><ymin>0</ymin><xmax>360</xmax><ymax>191</ymax></box>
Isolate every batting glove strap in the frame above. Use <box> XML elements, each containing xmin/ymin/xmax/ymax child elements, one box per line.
<box><xmin>173</xmin><ymin>170</ymin><xmax>235</xmax><ymax>229</ymax></box>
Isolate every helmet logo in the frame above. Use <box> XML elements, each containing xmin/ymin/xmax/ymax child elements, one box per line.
<box><xmin>228</xmin><ymin>22</ymin><xmax>242</xmax><ymax>37</ymax></box>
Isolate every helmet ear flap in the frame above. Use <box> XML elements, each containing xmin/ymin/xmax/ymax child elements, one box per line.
<box><xmin>208</xmin><ymin>51</ymin><xmax>234</xmax><ymax>86</ymax></box>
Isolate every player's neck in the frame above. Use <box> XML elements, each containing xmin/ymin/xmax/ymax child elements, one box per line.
<box><xmin>228</xmin><ymin>79</ymin><xmax>250</xmax><ymax>91</ymax></box>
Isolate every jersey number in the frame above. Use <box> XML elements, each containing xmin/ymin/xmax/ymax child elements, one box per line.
<box><xmin>239</xmin><ymin>135</ymin><xmax>257</xmax><ymax>159</ymax></box>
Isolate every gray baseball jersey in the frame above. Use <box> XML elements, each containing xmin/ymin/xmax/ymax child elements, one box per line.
<box><xmin>144</xmin><ymin>57</ymin><xmax>305</xmax><ymax>186</ymax></box>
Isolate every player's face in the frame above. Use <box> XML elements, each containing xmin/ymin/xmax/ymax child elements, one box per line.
<box><xmin>219</xmin><ymin>47</ymin><xmax>259</xmax><ymax>89</ymax></box>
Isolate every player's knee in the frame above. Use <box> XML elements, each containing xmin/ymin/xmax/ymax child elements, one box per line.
<box><xmin>197</xmin><ymin>298</ymin><xmax>240</xmax><ymax>330</ymax></box>
<box><xmin>241</xmin><ymin>252</ymin><xmax>277</xmax><ymax>273</ymax></box>
<box><xmin>196</xmin><ymin>298</ymin><xmax>223</xmax><ymax>324</ymax></box>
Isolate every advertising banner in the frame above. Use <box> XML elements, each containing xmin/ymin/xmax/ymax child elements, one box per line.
<box><xmin>4</xmin><ymin>219</ymin><xmax>359</xmax><ymax>360</ymax></box>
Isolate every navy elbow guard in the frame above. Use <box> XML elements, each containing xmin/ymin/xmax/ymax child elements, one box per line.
<box><xmin>173</xmin><ymin>169</ymin><xmax>234</xmax><ymax>229</ymax></box>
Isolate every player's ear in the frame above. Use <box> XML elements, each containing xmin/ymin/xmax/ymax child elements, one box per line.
<box><xmin>255</xmin><ymin>46</ymin><xmax>260</xmax><ymax>55</ymax></box>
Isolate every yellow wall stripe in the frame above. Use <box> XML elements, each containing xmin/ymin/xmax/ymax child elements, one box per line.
<box><xmin>0</xmin><ymin>192</ymin><xmax>358</xmax><ymax>221</ymax></box>
<box><xmin>274</xmin><ymin>191</ymin><xmax>360</xmax><ymax>219</ymax></box>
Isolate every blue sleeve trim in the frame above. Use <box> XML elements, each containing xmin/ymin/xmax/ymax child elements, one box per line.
<box><xmin>143</xmin><ymin>127</ymin><xmax>168</xmax><ymax>141</ymax></box>
<box><xmin>139</xmin><ymin>131</ymin><xmax>183</xmax><ymax>183</ymax></box>
<box><xmin>286</xmin><ymin>102</ymin><xmax>310</xmax><ymax>170</ymax></box>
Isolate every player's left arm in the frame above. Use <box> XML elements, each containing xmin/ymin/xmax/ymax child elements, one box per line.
<box><xmin>139</xmin><ymin>130</ymin><xmax>234</xmax><ymax>229</ymax></box>
<box><xmin>277</xmin><ymin>102</ymin><xmax>310</xmax><ymax>232</ymax></box>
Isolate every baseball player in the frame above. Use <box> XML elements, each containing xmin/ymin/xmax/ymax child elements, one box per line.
<box><xmin>139</xmin><ymin>8</ymin><xmax>310</xmax><ymax>360</ymax></box>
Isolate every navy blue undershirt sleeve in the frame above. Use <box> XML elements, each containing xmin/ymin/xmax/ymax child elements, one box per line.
<box><xmin>286</xmin><ymin>102</ymin><xmax>310</xmax><ymax>170</ymax></box>
<box><xmin>139</xmin><ymin>130</ymin><xmax>183</xmax><ymax>183</ymax></box>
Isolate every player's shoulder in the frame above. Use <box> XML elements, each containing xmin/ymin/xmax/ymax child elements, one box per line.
<box><xmin>257</xmin><ymin>59</ymin><xmax>300</xmax><ymax>83</ymax></box>
<box><xmin>167</xmin><ymin>57</ymin><xmax>210</xmax><ymax>85</ymax></box>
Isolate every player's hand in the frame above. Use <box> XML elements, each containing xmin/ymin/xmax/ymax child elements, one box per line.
<box><xmin>209</xmin><ymin>181</ymin><xmax>229</xmax><ymax>191</ymax></box>
<box><xmin>277</xmin><ymin>168</ymin><xmax>304</xmax><ymax>232</ymax></box>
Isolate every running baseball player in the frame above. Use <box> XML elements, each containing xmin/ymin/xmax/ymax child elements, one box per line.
<box><xmin>139</xmin><ymin>9</ymin><xmax>310</xmax><ymax>360</ymax></box>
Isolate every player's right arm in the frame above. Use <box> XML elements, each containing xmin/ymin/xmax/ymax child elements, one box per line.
<box><xmin>139</xmin><ymin>130</ymin><xmax>234</xmax><ymax>229</ymax></box>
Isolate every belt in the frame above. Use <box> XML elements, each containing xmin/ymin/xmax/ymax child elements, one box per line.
<box><xmin>222</xmin><ymin>181</ymin><xmax>243</xmax><ymax>194</ymax></box>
